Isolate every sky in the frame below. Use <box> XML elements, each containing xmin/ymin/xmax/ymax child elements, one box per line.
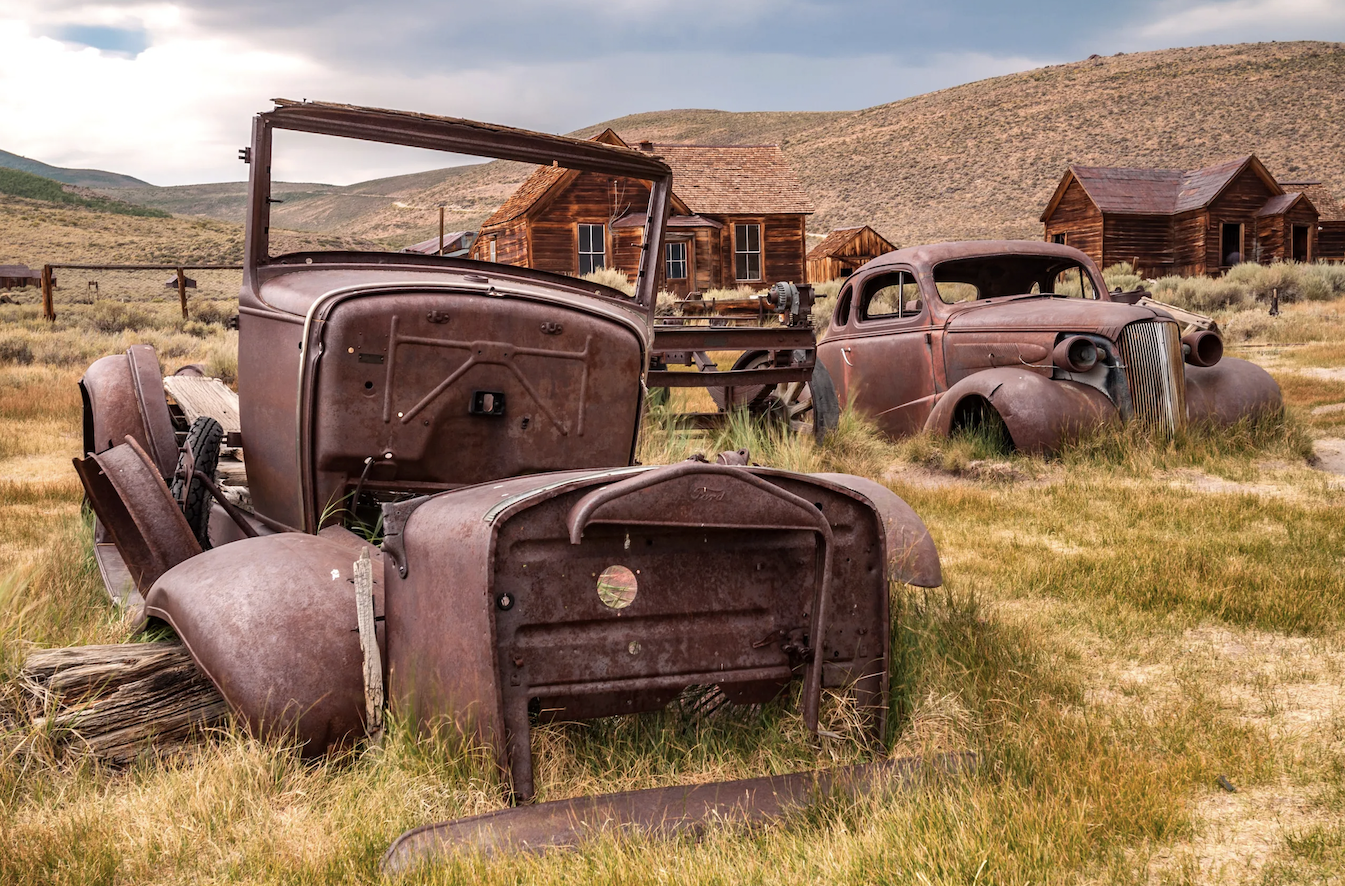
<box><xmin>2</xmin><ymin>0</ymin><xmax>1343</xmax><ymax>187</ymax></box>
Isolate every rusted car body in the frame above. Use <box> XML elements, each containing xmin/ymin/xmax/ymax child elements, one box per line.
<box><xmin>817</xmin><ymin>240</ymin><xmax>1282</xmax><ymax>452</ymax></box>
<box><xmin>73</xmin><ymin>102</ymin><xmax>943</xmax><ymax>836</ymax></box>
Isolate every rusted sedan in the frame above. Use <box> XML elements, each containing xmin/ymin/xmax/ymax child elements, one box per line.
<box><xmin>817</xmin><ymin>240</ymin><xmax>1281</xmax><ymax>452</ymax></box>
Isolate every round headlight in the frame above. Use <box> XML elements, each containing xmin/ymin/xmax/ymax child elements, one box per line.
<box><xmin>1053</xmin><ymin>336</ymin><xmax>1098</xmax><ymax>373</ymax></box>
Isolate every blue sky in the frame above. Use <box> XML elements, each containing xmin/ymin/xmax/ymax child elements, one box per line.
<box><xmin>1</xmin><ymin>0</ymin><xmax>1342</xmax><ymax>185</ymax></box>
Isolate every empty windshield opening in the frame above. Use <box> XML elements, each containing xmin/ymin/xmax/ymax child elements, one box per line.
<box><xmin>933</xmin><ymin>255</ymin><xmax>1099</xmax><ymax>303</ymax></box>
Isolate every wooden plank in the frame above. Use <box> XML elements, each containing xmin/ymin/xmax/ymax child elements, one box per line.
<box><xmin>163</xmin><ymin>376</ymin><xmax>241</xmax><ymax>434</ymax></box>
<box><xmin>354</xmin><ymin>549</ymin><xmax>384</xmax><ymax>737</ymax></box>
<box><xmin>21</xmin><ymin>642</ymin><xmax>229</xmax><ymax>765</ymax></box>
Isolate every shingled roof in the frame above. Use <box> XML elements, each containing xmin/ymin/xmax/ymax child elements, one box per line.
<box><xmin>1286</xmin><ymin>182</ymin><xmax>1345</xmax><ymax>222</ymax></box>
<box><xmin>481</xmin><ymin>130</ymin><xmax>812</xmax><ymax>229</ymax></box>
<box><xmin>806</xmin><ymin>226</ymin><xmax>870</xmax><ymax>260</ymax></box>
<box><xmin>1042</xmin><ymin>156</ymin><xmax>1283</xmax><ymax>219</ymax></box>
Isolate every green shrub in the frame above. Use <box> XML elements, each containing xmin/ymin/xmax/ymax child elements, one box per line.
<box><xmin>88</xmin><ymin>301</ymin><xmax>152</xmax><ymax>333</ymax></box>
<box><xmin>0</xmin><ymin>333</ymin><xmax>34</xmax><ymax>365</ymax></box>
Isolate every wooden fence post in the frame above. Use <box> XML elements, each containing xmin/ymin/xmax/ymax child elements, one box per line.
<box><xmin>41</xmin><ymin>264</ymin><xmax>54</xmax><ymax>321</ymax></box>
<box><xmin>176</xmin><ymin>266</ymin><xmax>188</xmax><ymax>319</ymax></box>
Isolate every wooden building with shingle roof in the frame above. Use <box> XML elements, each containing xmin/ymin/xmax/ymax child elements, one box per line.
<box><xmin>1281</xmin><ymin>180</ymin><xmax>1345</xmax><ymax>262</ymax></box>
<box><xmin>1041</xmin><ymin>155</ymin><xmax>1320</xmax><ymax>277</ymax></box>
<box><xmin>805</xmin><ymin>226</ymin><xmax>897</xmax><ymax>282</ymax></box>
<box><xmin>471</xmin><ymin>129</ymin><xmax>814</xmax><ymax>296</ymax></box>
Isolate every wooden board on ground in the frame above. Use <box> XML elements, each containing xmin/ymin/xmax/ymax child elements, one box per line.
<box><xmin>163</xmin><ymin>376</ymin><xmax>241</xmax><ymax>434</ymax></box>
<box><xmin>20</xmin><ymin>642</ymin><xmax>229</xmax><ymax>764</ymax></box>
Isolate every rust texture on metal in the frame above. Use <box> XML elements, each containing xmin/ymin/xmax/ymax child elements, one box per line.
<box><xmin>144</xmin><ymin>527</ymin><xmax>383</xmax><ymax>755</ymax></box>
<box><xmin>80</xmin><ymin>345</ymin><xmax>180</xmax><ymax>478</ymax></box>
<box><xmin>74</xmin><ymin>437</ymin><xmax>201</xmax><ymax>607</ymax></box>
<box><xmin>385</xmin><ymin>462</ymin><xmax>939</xmax><ymax>801</ymax></box>
<box><xmin>382</xmin><ymin>752</ymin><xmax>976</xmax><ymax>870</ymax></box>
<box><xmin>818</xmin><ymin>240</ymin><xmax>1282</xmax><ymax>452</ymax></box>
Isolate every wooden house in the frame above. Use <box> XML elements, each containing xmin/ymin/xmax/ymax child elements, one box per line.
<box><xmin>0</xmin><ymin>264</ymin><xmax>41</xmax><ymax>290</ymax></box>
<box><xmin>470</xmin><ymin>130</ymin><xmax>814</xmax><ymax>297</ymax></box>
<box><xmin>805</xmin><ymin>226</ymin><xmax>897</xmax><ymax>282</ymax></box>
<box><xmin>1041</xmin><ymin>156</ymin><xmax>1320</xmax><ymax>276</ymax></box>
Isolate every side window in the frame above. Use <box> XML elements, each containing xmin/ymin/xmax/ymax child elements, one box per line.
<box><xmin>578</xmin><ymin>223</ymin><xmax>606</xmax><ymax>274</ymax></box>
<box><xmin>859</xmin><ymin>271</ymin><xmax>922</xmax><ymax>321</ymax></box>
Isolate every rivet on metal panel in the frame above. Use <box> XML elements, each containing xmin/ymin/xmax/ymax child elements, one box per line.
<box><xmin>496</xmin><ymin>593</ymin><xmax>514</xmax><ymax>611</ymax></box>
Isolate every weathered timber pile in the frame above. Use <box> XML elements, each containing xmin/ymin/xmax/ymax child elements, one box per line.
<box><xmin>18</xmin><ymin>642</ymin><xmax>229</xmax><ymax>764</ymax></box>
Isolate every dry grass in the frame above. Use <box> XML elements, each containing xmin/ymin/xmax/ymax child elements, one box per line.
<box><xmin>2</xmin><ymin>284</ymin><xmax>1345</xmax><ymax>882</ymax></box>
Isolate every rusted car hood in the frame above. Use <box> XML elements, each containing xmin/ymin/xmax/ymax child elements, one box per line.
<box><xmin>943</xmin><ymin>297</ymin><xmax>1169</xmax><ymax>341</ymax></box>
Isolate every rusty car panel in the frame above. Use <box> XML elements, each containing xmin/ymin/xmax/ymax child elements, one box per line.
<box><xmin>382</xmin><ymin>752</ymin><xmax>976</xmax><ymax>870</ymax></box>
<box><xmin>383</xmin><ymin>462</ymin><xmax>936</xmax><ymax>801</ymax></box>
<box><xmin>144</xmin><ymin>527</ymin><xmax>383</xmax><ymax>755</ymax></box>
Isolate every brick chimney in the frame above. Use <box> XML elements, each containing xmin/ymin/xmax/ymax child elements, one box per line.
<box><xmin>638</xmin><ymin>140</ymin><xmax>654</xmax><ymax>152</ymax></box>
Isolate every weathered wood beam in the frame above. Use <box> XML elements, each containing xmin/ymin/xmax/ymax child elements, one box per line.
<box><xmin>19</xmin><ymin>642</ymin><xmax>229</xmax><ymax>764</ymax></box>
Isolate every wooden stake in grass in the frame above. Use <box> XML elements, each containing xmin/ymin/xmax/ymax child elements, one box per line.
<box><xmin>354</xmin><ymin>548</ymin><xmax>384</xmax><ymax>738</ymax></box>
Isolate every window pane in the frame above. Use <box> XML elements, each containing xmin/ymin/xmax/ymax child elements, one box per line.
<box><xmin>665</xmin><ymin>242</ymin><xmax>687</xmax><ymax>279</ymax></box>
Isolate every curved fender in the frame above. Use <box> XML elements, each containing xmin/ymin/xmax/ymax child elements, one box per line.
<box><xmin>144</xmin><ymin>529</ymin><xmax>383</xmax><ymax>756</ymax></box>
<box><xmin>80</xmin><ymin>344</ymin><xmax>179</xmax><ymax>477</ymax></box>
<box><xmin>1185</xmin><ymin>357</ymin><xmax>1283</xmax><ymax>427</ymax></box>
<box><xmin>811</xmin><ymin>472</ymin><xmax>942</xmax><ymax>588</ymax></box>
<box><xmin>924</xmin><ymin>368</ymin><xmax>1119</xmax><ymax>454</ymax></box>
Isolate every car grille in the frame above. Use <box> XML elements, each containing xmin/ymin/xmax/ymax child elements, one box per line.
<box><xmin>1117</xmin><ymin>320</ymin><xmax>1186</xmax><ymax>434</ymax></box>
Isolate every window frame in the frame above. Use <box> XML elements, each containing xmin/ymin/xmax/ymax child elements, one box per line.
<box><xmin>578</xmin><ymin>222</ymin><xmax>606</xmax><ymax>275</ymax></box>
<box><xmin>665</xmin><ymin>240</ymin><xmax>688</xmax><ymax>280</ymax></box>
<box><xmin>733</xmin><ymin>222</ymin><xmax>763</xmax><ymax>282</ymax></box>
<box><xmin>857</xmin><ymin>268</ymin><xmax>924</xmax><ymax>322</ymax></box>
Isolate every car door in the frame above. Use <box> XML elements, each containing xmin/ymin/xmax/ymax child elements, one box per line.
<box><xmin>834</xmin><ymin>267</ymin><xmax>939</xmax><ymax>437</ymax></box>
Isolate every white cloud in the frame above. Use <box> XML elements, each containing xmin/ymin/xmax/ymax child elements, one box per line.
<box><xmin>1137</xmin><ymin>0</ymin><xmax>1345</xmax><ymax>40</ymax></box>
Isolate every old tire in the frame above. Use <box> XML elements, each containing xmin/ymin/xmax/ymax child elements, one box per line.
<box><xmin>170</xmin><ymin>416</ymin><xmax>223</xmax><ymax>549</ymax></box>
<box><xmin>809</xmin><ymin>360</ymin><xmax>840</xmax><ymax>443</ymax></box>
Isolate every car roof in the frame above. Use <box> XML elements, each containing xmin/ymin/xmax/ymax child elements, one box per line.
<box><xmin>862</xmin><ymin>239</ymin><xmax>1095</xmax><ymax>273</ymax></box>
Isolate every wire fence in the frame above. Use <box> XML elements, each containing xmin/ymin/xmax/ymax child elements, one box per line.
<box><xmin>38</xmin><ymin>264</ymin><xmax>244</xmax><ymax>321</ymax></box>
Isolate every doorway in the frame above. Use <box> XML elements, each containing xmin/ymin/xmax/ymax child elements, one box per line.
<box><xmin>1220</xmin><ymin>223</ymin><xmax>1243</xmax><ymax>267</ymax></box>
<box><xmin>1292</xmin><ymin>225</ymin><xmax>1310</xmax><ymax>263</ymax></box>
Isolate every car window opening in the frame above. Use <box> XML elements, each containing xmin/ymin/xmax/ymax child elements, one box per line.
<box><xmin>932</xmin><ymin>255</ymin><xmax>1099</xmax><ymax>303</ymax></box>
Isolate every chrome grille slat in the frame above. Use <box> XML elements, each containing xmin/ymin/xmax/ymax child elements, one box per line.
<box><xmin>1118</xmin><ymin>321</ymin><xmax>1185</xmax><ymax>435</ymax></box>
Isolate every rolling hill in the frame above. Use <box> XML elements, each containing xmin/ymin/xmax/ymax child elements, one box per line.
<box><xmin>74</xmin><ymin>41</ymin><xmax>1345</xmax><ymax>250</ymax></box>
<box><xmin>0</xmin><ymin>149</ymin><xmax>149</xmax><ymax>189</ymax></box>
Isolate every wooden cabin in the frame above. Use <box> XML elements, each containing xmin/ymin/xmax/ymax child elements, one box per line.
<box><xmin>0</xmin><ymin>264</ymin><xmax>41</xmax><ymax>290</ymax></box>
<box><xmin>470</xmin><ymin>130</ymin><xmax>814</xmax><ymax>297</ymax></box>
<box><xmin>1041</xmin><ymin>156</ymin><xmax>1320</xmax><ymax>276</ymax></box>
<box><xmin>805</xmin><ymin>226</ymin><xmax>897</xmax><ymax>282</ymax></box>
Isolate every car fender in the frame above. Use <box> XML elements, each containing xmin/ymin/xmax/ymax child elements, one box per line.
<box><xmin>144</xmin><ymin>528</ymin><xmax>382</xmax><ymax>756</ymax></box>
<box><xmin>80</xmin><ymin>344</ymin><xmax>179</xmax><ymax>477</ymax></box>
<box><xmin>924</xmin><ymin>368</ymin><xmax>1119</xmax><ymax>453</ymax></box>
<box><xmin>810</xmin><ymin>473</ymin><xmax>941</xmax><ymax>587</ymax></box>
<box><xmin>1185</xmin><ymin>357</ymin><xmax>1283</xmax><ymax>426</ymax></box>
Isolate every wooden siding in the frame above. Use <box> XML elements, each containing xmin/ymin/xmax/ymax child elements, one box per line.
<box><xmin>1320</xmin><ymin>221</ymin><xmax>1345</xmax><ymax>262</ymax></box>
<box><xmin>1042</xmin><ymin>178</ymin><xmax>1103</xmax><ymax>266</ymax></box>
<box><xmin>1172</xmin><ymin>210</ymin><xmax>1208</xmax><ymax>276</ymax></box>
<box><xmin>1102</xmin><ymin>214</ymin><xmax>1173</xmax><ymax>276</ymax></box>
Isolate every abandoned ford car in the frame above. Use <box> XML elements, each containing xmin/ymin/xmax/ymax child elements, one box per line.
<box><xmin>816</xmin><ymin>240</ymin><xmax>1282</xmax><ymax>452</ymax></box>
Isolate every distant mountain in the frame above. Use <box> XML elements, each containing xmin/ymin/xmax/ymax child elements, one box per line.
<box><xmin>97</xmin><ymin>41</ymin><xmax>1345</xmax><ymax>251</ymax></box>
<box><xmin>0</xmin><ymin>149</ymin><xmax>150</xmax><ymax>189</ymax></box>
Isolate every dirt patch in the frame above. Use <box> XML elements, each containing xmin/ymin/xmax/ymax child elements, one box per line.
<box><xmin>884</xmin><ymin>459</ymin><xmax>1052</xmax><ymax>490</ymax></box>
<box><xmin>1165</xmin><ymin>468</ymin><xmax>1300</xmax><ymax>498</ymax></box>
<box><xmin>1310</xmin><ymin>402</ymin><xmax>1345</xmax><ymax>416</ymax></box>
<box><xmin>1292</xmin><ymin>367</ymin><xmax>1345</xmax><ymax>383</ymax></box>
<box><xmin>1312</xmin><ymin>437</ymin><xmax>1345</xmax><ymax>475</ymax></box>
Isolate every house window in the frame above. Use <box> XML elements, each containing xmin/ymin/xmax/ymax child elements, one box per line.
<box><xmin>734</xmin><ymin>223</ymin><xmax>761</xmax><ymax>281</ymax></box>
<box><xmin>578</xmin><ymin>223</ymin><xmax>605</xmax><ymax>274</ymax></box>
<box><xmin>665</xmin><ymin>241</ymin><xmax>687</xmax><ymax>279</ymax></box>
<box><xmin>488</xmin><ymin>239</ymin><xmax>497</xmax><ymax>263</ymax></box>
<box><xmin>1220</xmin><ymin>223</ymin><xmax>1243</xmax><ymax>267</ymax></box>
<box><xmin>1051</xmin><ymin>233</ymin><xmax>1067</xmax><ymax>245</ymax></box>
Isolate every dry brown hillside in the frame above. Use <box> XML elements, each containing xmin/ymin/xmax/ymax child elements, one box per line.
<box><xmin>102</xmin><ymin>42</ymin><xmax>1345</xmax><ymax>251</ymax></box>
